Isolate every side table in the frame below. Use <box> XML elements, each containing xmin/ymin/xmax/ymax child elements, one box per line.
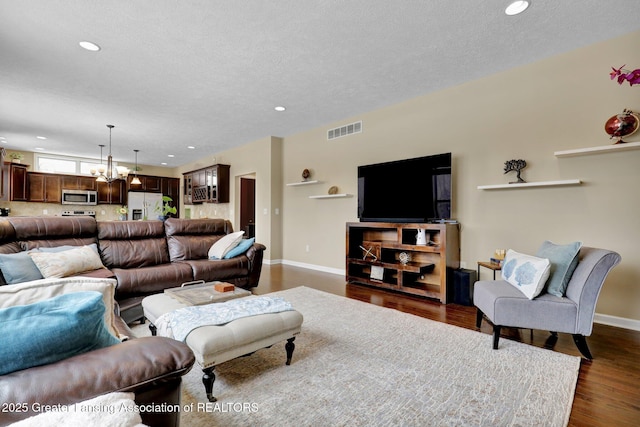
<box><xmin>477</xmin><ymin>261</ymin><xmax>502</xmax><ymax>280</ymax></box>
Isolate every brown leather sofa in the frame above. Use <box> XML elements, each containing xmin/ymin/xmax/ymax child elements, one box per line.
<box><xmin>0</xmin><ymin>216</ymin><xmax>266</xmax><ymax>323</ymax></box>
<box><xmin>0</xmin><ymin>215</ymin><xmax>266</xmax><ymax>426</ymax></box>
<box><xmin>0</xmin><ymin>317</ymin><xmax>195</xmax><ymax>427</ymax></box>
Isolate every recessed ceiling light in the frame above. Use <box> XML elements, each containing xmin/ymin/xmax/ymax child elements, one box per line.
<box><xmin>35</xmin><ymin>147</ymin><xmax>45</xmax><ymax>151</ymax></box>
<box><xmin>36</xmin><ymin>136</ymin><xmax>47</xmax><ymax>140</ymax></box>
<box><xmin>505</xmin><ymin>1</ymin><xmax>530</xmax><ymax>15</ymax></box>
<box><xmin>274</xmin><ymin>106</ymin><xmax>286</xmax><ymax>112</ymax></box>
<box><xmin>161</xmin><ymin>162</ymin><xmax>167</xmax><ymax>165</ymax></box>
<box><xmin>79</xmin><ymin>41</ymin><xmax>101</xmax><ymax>51</ymax></box>
<box><xmin>187</xmin><ymin>146</ymin><xmax>195</xmax><ymax>149</ymax></box>
<box><xmin>167</xmin><ymin>154</ymin><xmax>175</xmax><ymax>158</ymax></box>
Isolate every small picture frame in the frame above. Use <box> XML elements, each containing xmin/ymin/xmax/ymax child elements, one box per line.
<box><xmin>370</xmin><ymin>265</ymin><xmax>384</xmax><ymax>282</ymax></box>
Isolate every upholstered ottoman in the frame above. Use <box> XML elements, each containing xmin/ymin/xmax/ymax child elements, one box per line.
<box><xmin>142</xmin><ymin>293</ymin><xmax>303</xmax><ymax>402</ymax></box>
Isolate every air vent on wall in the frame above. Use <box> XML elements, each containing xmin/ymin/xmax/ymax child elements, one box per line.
<box><xmin>327</xmin><ymin>121</ymin><xmax>362</xmax><ymax>140</ymax></box>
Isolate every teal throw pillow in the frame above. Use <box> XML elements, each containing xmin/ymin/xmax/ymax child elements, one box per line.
<box><xmin>224</xmin><ymin>238</ymin><xmax>255</xmax><ymax>259</ymax></box>
<box><xmin>0</xmin><ymin>291</ymin><xmax>120</xmax><ymax>375</ymax></box>
<box><xmin>0</xmin><ymin>251</ymin><xmax>43</xmax><ymax>284</ymax></box>
<box><xmin>536</xmin><ymin>240</ymin><xmax>582</xmax><ymax>297</ymax></box>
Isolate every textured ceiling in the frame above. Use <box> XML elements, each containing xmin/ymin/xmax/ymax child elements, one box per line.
<box><xmin>1</xmin><ymin>1</ymin><xmax>638</xmax><ymax>168</ymax></box>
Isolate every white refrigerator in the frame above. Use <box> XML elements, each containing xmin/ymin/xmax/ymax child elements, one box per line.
<box><xmin>127</xmin><ymin>192</ymin><xmax>163</xmax><ymax>220</ymax></box>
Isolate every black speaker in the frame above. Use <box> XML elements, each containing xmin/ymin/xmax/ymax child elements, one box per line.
<box><xmin>453</xmin><ymin>268</ymin><xmax>477</xmax><ymax>306</ymax></box>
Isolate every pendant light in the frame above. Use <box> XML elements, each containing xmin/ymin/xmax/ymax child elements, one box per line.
<box><xmin>131</xmin><ymin>149</ymin><xmax>142</xmax><ymax>185</ymax></box>
<box><xmin>92</xmin><ymin>124</ymin><xmax>129</xmax><ymax>182</ymax></box>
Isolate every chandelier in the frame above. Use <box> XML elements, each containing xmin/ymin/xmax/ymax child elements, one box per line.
<box><xmin>91</xmin><ymin>124</ymin><xmax>129</xmax><ymax>183</ymax></box>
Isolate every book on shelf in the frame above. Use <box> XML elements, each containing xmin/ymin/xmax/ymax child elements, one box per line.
<box><xmin>489</xmin><ymin>258</ymin><xmax>504</xmax><ymax>266</ymax></box>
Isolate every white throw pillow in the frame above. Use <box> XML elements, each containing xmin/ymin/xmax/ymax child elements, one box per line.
<box><xmin>208</xmin><ymin>231</ymin><xmax>245</xmax><ymax>259</ymax></box>
<box><xmin>29</xmin><ymin>245</ymin><xmax>106</xmax><ymax>279</ymax></box>
<box><xmin>501</xmin><ymin>249</ymin><xmax>551</xmax><ymax>300</ymax></box>
<box><xmin>0</xmin><ymin>277</ymin><xmax>121</xmax><ymax>339</ymax></box>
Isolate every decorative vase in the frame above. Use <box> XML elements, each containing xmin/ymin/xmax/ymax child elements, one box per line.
<box><xmin>604</xmin><ymin>109</ymin><xmax>639</xmax><ymax>144</ymax></box>
<box><xmin>119</xmin><ymin>214</ymin><xmax>127</xmax><ymax>221</ymax></box>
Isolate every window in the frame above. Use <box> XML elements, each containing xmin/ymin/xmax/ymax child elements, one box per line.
<box><xmin>34</xmin><ymin>153</ymin><xmax>118</xmax><ymax>176</ymax></box>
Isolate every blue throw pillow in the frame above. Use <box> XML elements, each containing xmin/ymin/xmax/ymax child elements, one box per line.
<box><xmin>224</xmin><ymin>238</ymin><xmax>255</xmax><ymax>259</ymax></box>
<box><xmin>536</xmin><ymin>240</ymin><xmax>582</xmax><ymax>297</ymax></box>
<box><xmin>0</xmin><ymin>251</ymin><xmax>43</xmax><ymax>284</ymax></box>
<box><xmin>0</xmin><ymin>291</ymin><xmax>120</xmax><ymax>375</ymax></box>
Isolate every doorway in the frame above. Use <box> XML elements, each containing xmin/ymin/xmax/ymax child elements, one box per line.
<box><xmin>240</xmin><ymin>177</ymin><xmax>256</xmax><ymax>238</ymax></box>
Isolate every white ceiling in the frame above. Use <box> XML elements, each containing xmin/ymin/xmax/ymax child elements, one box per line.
<box><xmin>1</xmin><ymin>1</ymin><xmax>639</xmax><ymax>169</ymax></box>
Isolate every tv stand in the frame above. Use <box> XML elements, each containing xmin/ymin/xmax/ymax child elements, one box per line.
<box><xmin>346</xmin><ymin>222</ymin><xmax>460</xmax><ymax>303</ymax></box>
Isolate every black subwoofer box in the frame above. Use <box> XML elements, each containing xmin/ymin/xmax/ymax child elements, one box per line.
<box><xmin>453</xmin><ymin>268</ymin><xmax>477</xmax><ymax>306</ymax></box>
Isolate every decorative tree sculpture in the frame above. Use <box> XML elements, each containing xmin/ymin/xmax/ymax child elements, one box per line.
<box><xmin>504</xmin><ymin>159</ymin><xmax>527</xmax><ymax>183</ymax></box>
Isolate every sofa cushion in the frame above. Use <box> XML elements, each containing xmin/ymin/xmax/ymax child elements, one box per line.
<box><xmin>10</xmin><ymin>216</ymin><xmax>98</xmax><ymax>250</ymax></box>
<box><xmin>208</xmin><ymin>231</ymin><xmax>245</xmax><ymax>259</ymax></box>
<box><xmin>29</xmin><ymin>245</ymin><xmax>106</xmax><ymax>279</ymax></box>
<box><xmin>165</xmin><ymin>218</ymin><xmax>232</xmax><ymax>261</ymax></box>
<box><xmin>501</xmin><ymin>249</ymin><xmax>551</xmax><ymax>299</ymax></box>
<box><xmin>0</xmin><ymin>291</ymin><xmax>120</xmax><ymax>375</ymax></box>
<box><xmin>536</xmin><ymin>240</ymin><xmax>582</xmax><ymax>297</ymax></box>
<box><xmin>98</xmin><ymin>220</ymin><xmax>170</xmax><ymax>268</ymax></box>
<box><xmin>0</xmin><ymin>277</ymin><xmax>120</xmax><ymax>338</ymax></box>
<box><xmin>0</xmin><ymin>251</ymin><xmax>43</xmax><ymax>284</ymax></box>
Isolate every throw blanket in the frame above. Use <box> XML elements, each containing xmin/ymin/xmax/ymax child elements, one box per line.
<box><xmin>154</xmin><ymin>296</ymin><xmax>293</xmax><ymax>341</ymax></box>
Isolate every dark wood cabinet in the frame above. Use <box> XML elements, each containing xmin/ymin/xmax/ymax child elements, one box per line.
<box><xmin>61</xmin><ymin>175</ymin><xmax>97</xmax><ymax>191</ymax></box>
<box><xmin>28</xmin><ymin>173</ymin><xmax>61</xmax><ymax>203</ymax></box>
<box><xmin>183</xmin><ymin>164</ymin><xmax>230</xmax><ymax>204</ymax></box>
<box><xmin>162</xmin><ymin>177</ymin><xmax>180</xmax><ymax>201</ymax></box>
<box><xmin>128</xmin><ymin>174</ymin><xmax>162</xmax><ymax>193</ymax></box>
<box><xmin>97</xmin><ymin>180</ymin><xmax>125</xmax><ymax>205</ymax></box>
<box><xmin>1</xmin><ymin>162</ymin><xmax>28</xmax><ymax>201</ymax></box>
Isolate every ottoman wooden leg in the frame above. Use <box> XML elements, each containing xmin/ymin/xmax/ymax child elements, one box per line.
<box><xmin>285</xmin><ymin>337</ymin><xmax>295</xmax><ymax>365</ymax></box>
<box><xmin>202</xmin><ymin>367</ymin><xmax>217</xmax><ymax>402</ymax></box>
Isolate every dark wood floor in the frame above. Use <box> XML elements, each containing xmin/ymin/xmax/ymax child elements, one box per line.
<box><xmin>255</xmin><ymin>264</ymin><xmax>640</xmax><ymax>427</ymax></box>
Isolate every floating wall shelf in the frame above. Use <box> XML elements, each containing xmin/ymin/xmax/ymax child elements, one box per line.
<box><xmin>286</xmin><ymin>180</ymin><xmax>320</xmax><ymax>186</ymax></box>
<box><xmin>554</xmin><ymin>141</ymin><xmax>640</xmax><ymax>157</ymax></box>
<box><xmin>477</xmin><ymin>179</ymin><xmax>582</xmax><ymax>190</ymax></box>
<box><xmin>308</xmin><ymin>194</ymin><xmax>353</xmax><ymax>199</ymax></box>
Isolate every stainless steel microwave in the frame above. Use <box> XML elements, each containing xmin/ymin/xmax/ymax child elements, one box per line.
<box><xmin>61</xmin><ymin>189</ymin><xmax>98</xmax><ymax>205</ymax></box>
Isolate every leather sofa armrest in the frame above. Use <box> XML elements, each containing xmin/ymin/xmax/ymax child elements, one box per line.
<box><xmin>0</xmin><ymin>337</ymin><xmax>195</xmax><ymax>426</ymax></box>
<box><xmin>245</xmin><ymin>243</ymin><xmax>266</xmax><ymax>288</ymax></box>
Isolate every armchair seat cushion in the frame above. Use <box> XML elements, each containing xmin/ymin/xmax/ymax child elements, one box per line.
<box><xmin>474</xmin><ymin>280</ymin><xmax>578</xmax><ymax>333</ymax></box>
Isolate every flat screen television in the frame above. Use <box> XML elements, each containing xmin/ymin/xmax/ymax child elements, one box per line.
<box><xmin>357</xmin><ymin>153</ymin><xmax>452</xmax><ymax>223</ymax></box>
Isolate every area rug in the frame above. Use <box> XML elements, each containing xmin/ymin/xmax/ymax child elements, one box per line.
<box><xmin>132</xmin><ymin>286</ymin><xmax>580</xmax><ymax>426</ymax></box>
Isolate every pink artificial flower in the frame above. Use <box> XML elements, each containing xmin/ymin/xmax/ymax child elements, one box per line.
<box><xmin>610</xmin><ymin>65</ymin><xmax>624</xmax><ymax>80</ymax></box>
<box><xmin>611</xmin><ymin>65</ymin><xmax>640</xmax><ymax>86</ymax></box>
<box><xmin>624</xmin><ymin>68</ymin><xmax>640</xmax><ymax>86</ymax></box>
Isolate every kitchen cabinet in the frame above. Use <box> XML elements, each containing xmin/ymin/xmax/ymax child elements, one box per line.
<box><xmin>28</xmin><ymin>173</ymin><xmax>61</xmax><ymax>203</ymax></box>
<box><xmin>183</xmin><ymin>164</ymin><xmax>230</xmax><ymax>204</ymax></box>
<box><xmin>1</xmin><ymin>162</ymin><xmax>29</xmax><ymax>201</ymax></box>
<box><xmin>97</xmin><ymin>180</ymin><xmax>125</xmax><ymax>205</ymax></box>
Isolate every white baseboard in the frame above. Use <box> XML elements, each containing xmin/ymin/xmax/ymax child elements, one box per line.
<box><xmin>594</xmin><ymin>313</ymin><xmax>640</xmax><ymax>331</ymax></box>
<box><xmin>263</xmin><ymin>258</ymin><xmax>344</xmax><ymax>276</ymax></box>
<box><xmin>264</xmin><ymin>259</ymin><xmax>640</xmax><ymax>331</ymax></box>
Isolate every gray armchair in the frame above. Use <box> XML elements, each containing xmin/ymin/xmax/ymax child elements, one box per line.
<box><xmin>474</xmin><ymin>247</ymin><xmax>621</xmax><ymax>359</ymax></box>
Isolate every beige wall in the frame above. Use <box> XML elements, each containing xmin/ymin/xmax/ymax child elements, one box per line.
<box><xmin>178</xmin><ymin>136</ymin><xmax>283</xmax><ymax>261</ymax></box>
<box><xmin>276</xmin><ymin>30</ymin><xmax>640</xmax><ymax>320</ymax></box>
